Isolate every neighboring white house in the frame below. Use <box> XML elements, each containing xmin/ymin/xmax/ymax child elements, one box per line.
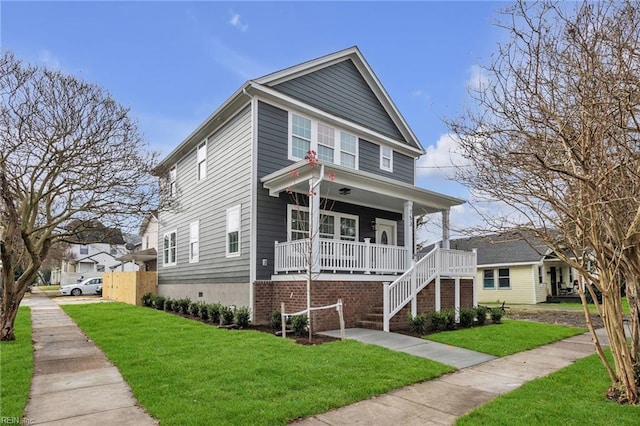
<box><xmin>116</xmin><ymin>211</ymin><xmax>159</xmax><ymax>271</ymax></box>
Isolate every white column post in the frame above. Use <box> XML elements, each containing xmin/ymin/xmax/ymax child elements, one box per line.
<box><xmin>364</xmin><ymin>238</ymin><xmax>371</xmax><ymax>274</ymax></box>
<box><xmin>454</xmin><ymin>277</ymin><xmax>460</xmax><ymax>322</ymax></box>
<box><xmin>435</xmin><ymin>277</ymin><xmax>441</xmax><ymax>312</ymax></box>
<box><xmin>309</xmin><ymin>177</ymin><xmax>321</xmax><ymax>275</ymax></box>
<box><xmin>472</xmin><ymin>248</ymin><xmax>478</xmax><ymax>307</ymax></box>
<box><xmin>442</xmin><ymin>208</ymin><xmax>450</xmax><ymax>249</ymax></box>
<box><xmin>383</xmin><ymin>282</ymin><xmax>390</xmax><ymax>332</ymax></box>
<box><xmin>403</xmin><ymin>201</ymin><xmax>413</xmax><ymax>268</ymax></box>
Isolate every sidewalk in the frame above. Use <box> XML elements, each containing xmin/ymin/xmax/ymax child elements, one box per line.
<box><xmin>23</xmin><ymin>292</ymin><xmax>157</xmax><ymax>425</ymax></box>
<box><xmin>294</xmin><ymin>330</ymin><xmax>597</xmax><ymax>425</ymax></box>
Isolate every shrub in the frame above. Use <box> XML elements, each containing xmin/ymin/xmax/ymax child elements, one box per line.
<box><xmin>234</xmin><ymin>306</ymin><xmax>251</xmax><ymax>328</ymax></box>
<box><xmin>176</xmin><ymin>298</ymin><xmax>191</xmax><ymax>315</ymax></box>
<box><xmin>153</xmin><ymin>295</ymin><xmax>166</xmax><ymax>310</ymax></box>
<box><xmin>407</xmin><ymin>313</ymin><xmax>427</xmax><ymax>335</ymax></box>
<box><xmin>198</xmin><ymin>302</ymin><xmax>209</xmax><ymax>321</ymax></box>
<box><xmin>430</xmin><ymin>309</ymin><xmax>456</xmax><ymax>332</ymax></box>
<box><xmin>270</xmin><ymin>310</ymin><xmax>282</xmax><ymax>330</ymax></box>
<box><xmin>208</xmin><ymin>303</ymin><xmax>222</xmax><ymax>324</ymax></box>
<box><xmin>291</xmin><ymin>314</ymin><xmax>308</xmax><ymax>336</ymax></box>
<box><xmin>490</xmin><ymin>307</ymin><xmax>504</xmax><ymax>324</ymax></box>
<box><xmin>220</xmin><ymin>305</ymin><xmax>234</xmax><ymax>326</ymax></box>
<box><xmin>163</xmin><ymin>298</ymin><xmax>174</xmax><ymax>312</ymax></box>
<box><xmin>475</xmin><ymin>305</ymin><xmax>488</xmax><ymax>326</ymax></box>
<box><xmin>141</xmin><ymin>293</ymin><xmax>153</xmax><ymax>307</ymax></box>
<box><xmin>459</xmin><ymin>307</ymin><xmax>477</xmax><ymax>328</ymax></box>
<box><xmin>188</xmin><ymin>301</ymin><xmax>200</xmax><ymax>317</ymax></box>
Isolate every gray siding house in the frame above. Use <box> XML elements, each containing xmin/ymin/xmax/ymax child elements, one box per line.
<box><xmin>153</xmin><ymin>47</ymin><xmax>476</xmax><ymax>331</ymax></box>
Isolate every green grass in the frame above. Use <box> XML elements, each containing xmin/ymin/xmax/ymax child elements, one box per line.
<box><xmin>425</xmin><ymin>319</ymin><xmax>586</xmax><ymax>356</ymax></box>
<box><xmin>458</xmin><ymin>350</ymin><xmax>639</xmax><ymax>425</ymax></box>
<box><xmin>537</xmin><ymin>297</ymin><xmax>630</xmax><ymax>315</ymax></box>
<box><xmin>34</xmin><ymin>285</ymin><xmax>60</xmax><ymax>291</ymax></box>
<box><xmin>0</xmin><ymin>307</ymin><xmax>33</xmax><ymax>420</ymax></box>
<box><xmin>62</xmin><ymin>303</ymin><xmax>453</xmax><ymax>425</ymax></box>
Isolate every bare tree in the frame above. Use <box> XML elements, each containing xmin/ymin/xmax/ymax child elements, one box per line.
<box><xmin>449</xmin><ymin>1</ymin><xmax>640</xmax><ymax>403</ymax></box>
<box><xmin>0</xmin><ymin>52</ymin><xmax>158</xmax><ymax>340</ymax></box>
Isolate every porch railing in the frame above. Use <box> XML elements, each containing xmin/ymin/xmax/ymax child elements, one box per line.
<box><xmin>383</xmin><ymin>246</ymin><xmax>477</xmax><ymax>331</ymax></box>
<box><xmin>274</xmin><ymin>238</ymin><xmax>407</xmax><ymax>275</ymax></box>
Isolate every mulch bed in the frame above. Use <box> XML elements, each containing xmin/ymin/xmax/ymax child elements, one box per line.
<box><xmin>506</xmin><ymin>309</ymin><xmax>604</xmax><ymax>328</ymax></box>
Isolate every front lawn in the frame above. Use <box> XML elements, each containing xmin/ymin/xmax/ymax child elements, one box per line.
<box><xmin>426</xmin><ymin>319</ymin><xmax>586</xmax><ymax>356</ymax></box>
<box><xmin>0</xmin><ymin>307</ymin><xmax>33</xmax><ymax>421</ymax></box>
<box><xmin>458</xmin><ymin>350</ymin><xmax>639</xmax><ymax>425</ymax></box>
<box><xmin>62</xmin><ymin>303</ymin><xmax>453</xmax><ymax>425</ymax></box>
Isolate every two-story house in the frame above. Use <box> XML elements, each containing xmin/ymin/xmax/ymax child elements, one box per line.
<box><xmin>153</xmin><ymin>47</ymin><xmax>477</xmax><ymax>331</ymax></box>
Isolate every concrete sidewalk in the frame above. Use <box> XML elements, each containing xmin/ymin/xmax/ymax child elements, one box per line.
<box><xmin>320</xmin><ymin>328</ymin><xmax>496</xmax><ymax>369</ymax></box>
<box><xmin>23</xmin><ymin>292</ymin><xmax>157</xmax><ymax>425</ymax></box>
<box><xmin>293</xmin><ymin>331</ymin><xmax>597</xmax><ymax>425</ymax></box>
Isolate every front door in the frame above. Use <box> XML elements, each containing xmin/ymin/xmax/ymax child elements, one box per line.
<box><xmin>550</xmin><ymin>267</ymin><xmax>557</xmax><ymax>296</ymax></box>
<box><xmin>375</xmin><ymin>220</ymin><xmax>396</xmax><ymax>246</ymax></box>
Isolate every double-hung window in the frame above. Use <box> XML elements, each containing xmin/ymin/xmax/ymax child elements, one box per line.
<box><xmin>498</xmin><ymin>268</ymin><xmax>510</xmax><ymax>288</ymax></box>
<box><xmin>169</xmin><ymin>166</ymin><xmax>177</xmax><ymax>197</ymax></box>
<box><xmin>80</xmin><ymin>245</ymin><xmax>89</xmax><ymax>255</ymax></box>
<box><xmin>163</xmin><ymin>230</ymin><xmax>177</xmax><ymax>266</ymax></box>
<box><xmin>380</xmin><ymin>146</ymin><xmax>393</xmax><ymax>172</ymax></box>
<box><xmin>289</xmin><ymin>113</ymin><xmax>358</xmax><ymax>169</ymax></box>
<box><xmin>197</xmin><ymin>141</ymin><xmax>207</xmax><ymax>181</ymax></box>
<box><xmin>189</xmin><ymin>221</ymin><xmax>199</xmax><ymax>263</ymax></box>
<box><xmin>483</xmin><ymin>269</ymin><xmax>495</xmax><ymax>289</ymax></box>
<box><xmin>226</xmin><ymin>205</ymin><xmax>241</xmax><ymax>257</ymax></box>
<box><xmin>287</xmin><ymin>205</ymin><xmax>358</xmax><ymax>241</ymax></box>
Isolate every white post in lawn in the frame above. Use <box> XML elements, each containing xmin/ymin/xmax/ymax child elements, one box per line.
<box><xmin>307</xmin><ymin>165</ymin><xmax>325</xmax><ymax>342</ymax></box>
<box><xmin>442</xmin><ymin>208</ymin><xmax>450</xmax><ymax>249</ymax></box>
<box><xmin>403</xmin><ymin>201</ymin><xmax>413</xmax><ymax>269</ymax></box>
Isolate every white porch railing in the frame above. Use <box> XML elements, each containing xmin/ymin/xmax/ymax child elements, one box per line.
<box><xmin>383</xmin><ymin>246</ymin><xmax>477</xmax><ymax>331</ymax></box>
<box><xmin>274</xmin><ymin>238</ymin><xmax>407</xmax><ymax>275</ymax></box>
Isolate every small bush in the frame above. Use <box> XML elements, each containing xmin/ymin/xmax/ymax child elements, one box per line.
<box><xmin>459</xmin><ymin>307</ymin><xmax>477</xmax><ymax>328</ymax></box>
<box><xmin>153</xmin><ymin>295</ymin><xmax>166</xmax><ymax>310</ymax></box>
<box><xmin>198</xmin><ymin>302</ymin><xmax>209</xmax><ymax>321</ymax></box>
<box><xmin>188</xmin><ymin>301</ymin><xmax>200</xmax><ymax>317</ymax></box>
<box><xmin>490</xmin><ymin>307</ymin><xmax>504</xmax><ymax>324</ymax></box>
<box><xmin>234</xmin><ymin>306</ymin><xmax>251</xmax><ymax>328</ymax></box>
<box><xmin>220</xmin><ymin>305</ymin><xmax>234</xmax><ymax>326</ymax></box>
<box><xmin>176</xmin><ymin>298</ymin><xmax>191</xmax><ymax>315</ymax></box>
<box><xmin>163</xmin><ymin>298</ymin><xmax>174</xmax><ymax>312</ymax></box>
<box><xmin>475</xmin><ymin>305</ymin><xmax>488</xmax><ymax>326</ymax></box>
<box><xmin>207</xmin><ymin>303</ymin><xmax>221</xmax><ymax>324</ymax></box>
<box><xmin>141</xmin><ymin>293</ymin><xmax>153</xmax><ymax>307</ymax></box>
<box><xmin>270</xmin><ymin>310</ymin><xmax>282</xmax><ymax>330</ymax></box>
<box><xmin>407</xmin><ymin>313</ymin><xmax>427</xmax><ymax>335</ymax></box>
<box><xmin>431</xmin><ymin>309</ymin><xmax>456</xmax><ymax>331</ymax></box>
<box><xmin>291</xmin><ymin>314</ymin><xmax>308</xmax><ymax>336</ymax></box>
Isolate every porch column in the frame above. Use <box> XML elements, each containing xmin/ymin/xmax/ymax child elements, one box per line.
<box><xmin>403</xmin><ymin>200</ymin><xmax>413</xmax><ymax>267</ymax></box>
<box><xmin>310</xmin><ymin>178</ymin><xmax>321</xmax><ymax>274</ymax></box>
<box><xmin>442</xmin><ymin>208</ymin><xmax>450</xmax><ymax>249</ymax></box>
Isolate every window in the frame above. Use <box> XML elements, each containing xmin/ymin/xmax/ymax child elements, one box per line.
<box><xmin>110</xmin><ymin>245</ymin><xmax>118</xmax><ymax>255</ymax></box>
<box><xmin>163</xmin><ymin>230</ymin><xmax>177</xmax><ymax>266</ymax></box>
<box><xmin>380</xmin><ymin>146</ymin><xmax>393</xmax><ymax>172</ymax></box>
<box><xmin>80</xmin><ymin>245</ymin><xmax>88</xmax><ymax>255</ymax></box>
<box><xmin>145</xmin><ymin>235</ymin><xmax>149</xmax><ymax>250</ymax></box>
<box><xmin>226</xmin><ymin>205</ymin><xmax>241</xmax><ymax>256</ymax></box>
<box><xmin>538</xmin><ymin>266</ymin><xmax>543</xmax><ymax>284</ymax></box>
<box><xmin>498</xmin><ymin>268</ymin><xmax>510</xmax><ymax>288</ymax></box>
<box><xmin>483</xmin><ymin>269</ymin><xmax>495</xmax><ymax>289</ymax></box>
<box><xmin>287</xmin><ymin>205</ymin><xmax>358</xmax><ymax>241</ymax></box>
<box><xmin>189</xmin><ymin>221</ymin><xmax>199</xmax><ymax>263</ymax></box>
<box><xmin>197</xmin><ymin>141</ymin><xmax>207</xmax><ymax>181</ymax></box>
<box><xmin>169</xmin><ymin>166</ymin><xmax>177</xmax><ymax>196</ymax></box>
<box><xmin>289</xmin><ymin>113</ymin><xmax>358</xmax><ymax>169</ymax></box>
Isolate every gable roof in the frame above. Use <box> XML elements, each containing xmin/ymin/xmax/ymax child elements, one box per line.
<box><xmin>154</xmin><ymin>46</ymin><xmax>423</xmax><ymax>175</ymax></box>
<box><xmin>424</xmin><ymin>231</ymin><xmax>550</xmax><ymax>266</ymax></box>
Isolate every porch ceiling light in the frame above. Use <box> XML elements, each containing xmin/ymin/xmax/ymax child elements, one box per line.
<box><xmin>338</xmin><ymin>187</ymin><xmax>351</xmax><ymax>195</ymax></box>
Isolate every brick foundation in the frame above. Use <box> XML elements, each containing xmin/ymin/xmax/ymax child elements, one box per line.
<box><xmin>253</xmin><ymin>278</ymin><xmax>474</xmax><ymax>332</ymax></box>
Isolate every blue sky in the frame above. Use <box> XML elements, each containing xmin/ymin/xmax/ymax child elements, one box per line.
<box><xmin>2</xmin><ymin>1</ymin><xmax>505</xmax><ymax>242</ymax></box>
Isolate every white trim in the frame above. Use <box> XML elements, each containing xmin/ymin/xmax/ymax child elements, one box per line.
<box><xmin>249</xmin><ymin>97</ymin><xmax>258</xmax><ymax>319</ymax></box>
<box><xmin>375</xmin><ymin>218</ymin><xmax>397</xmax><ymax>246</ymax></box>
<box><xmin>288</xmin><ymin>111</ymin><xmax>359</xmax><ymax>169</ymax></box>
<box><xmin>189</xmin><ymin>221</ymin><xmax>199</xmax><ymax>263</ymax></box>
<box><xmin>287</xmin><ymin>204</ymin><xmax>359</xmax><ymax>241</ymax></box>
<box><xmin>380</xmin><ymin>146</ymin><xmax>393</xmax><ymax>172</ymax></box>
<box><xmin>479</xmin><ymin>261</ymin><xmax>541</xmax><ymax>268</ymax></box>
<box><xmin>226</xmin><ymin>204</ymin><xmax>242</xmax><ymax>257</ymax></box>
<box><xmin>270</xmin><ymin>273</ymin><xmax>400</xmax><ymax>282</ymax></box>
<box><xmin>162</xmin><ymin>229</ymin><xmax>177</xmax><ymax>267</ymax></box>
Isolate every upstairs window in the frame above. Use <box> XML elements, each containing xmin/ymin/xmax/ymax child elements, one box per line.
<box><xmin>189</xmin><ymin>221</ymin><xmax>199</xmax><ymax>263</ymax></box>
<box><xmin>289</xmin><ymin>113</ymin><xmax>358</xmax><ymax>169</ymax></box>
<box><xmin>197</xmin><ymin>141</ymin><xmax>207</xmax><ymax>181</ymax></box>
<box><xmin>80</xmin><ymin>245</ymin><xmax>89</xmax><ymax>255</ymax></box>
<box><xmin>169</xmin><ymin>166</ymin><xmax>177</xmax><ymax>197</ymax></box>
<box><xmin>226</xmin><ymin>205</ymin><xmax>241</xmax><ymax>257</ymax></box>
<box><xmin>163</xmin><ymin>230</ymin><xmax>177</xmax><ymax>266</ymax></box>
<box><xmin>380</xmin><ymin>146</ymin><xmax>393</xmax><ymax>172</ymax></box>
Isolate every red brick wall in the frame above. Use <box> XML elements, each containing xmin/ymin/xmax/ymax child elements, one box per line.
<box><xmin>253</xmin><ymin>278</ymin><xmax>474</xmax><ymax>332</ymax></box>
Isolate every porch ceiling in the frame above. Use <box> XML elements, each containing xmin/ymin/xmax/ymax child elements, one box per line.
<box><xmin>260</xmin><ymin>160</ymin><xmax>465</xmax><ymax>214</ymax></box>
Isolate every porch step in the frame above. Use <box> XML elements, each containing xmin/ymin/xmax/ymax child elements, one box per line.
<box><xmin>357</xmin><ymin>319</ymin><xmax>383</xmax><ymax>330</ymax></box>
<box><xmin>357</xmin><ymin>306</ymin><xmax>384</xmax><ymax>330</ymax></box>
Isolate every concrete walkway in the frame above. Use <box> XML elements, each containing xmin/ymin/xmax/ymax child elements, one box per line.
<box><xmin>23</xmin><ymin>292</ymin><xmax>157</xmax><ymax>425</ymax></box>
<box><xmin>320</xmin><ymin>328</ymin><xmax>496</xmax><ymax>369</ymax></box>
<box><xmin>293</xmin><ymin>331</ymin><xmax>597</xmax><ymax>425</ymax></box>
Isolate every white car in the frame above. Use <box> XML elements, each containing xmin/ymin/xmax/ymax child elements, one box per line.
<box><xmin>59</xmin><ymin>277</ymin><xmax>103</xmax><ymax>296</ymax></box>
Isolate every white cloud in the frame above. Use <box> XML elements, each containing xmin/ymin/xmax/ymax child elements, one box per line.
<box><xmin>466</xmin><ymin>64</ymin><xmax>489</xmax><ymax>92</ymax></box>
<box><xmin>38</xmin><ymin>49</ymin><xmax>61</xmax><ymax>70</ymax></box>
<box><xmin>416</xmin><ymin>133</ymin><xmax>469</xmax><ymax>179</ymax></box>
<box><xmin>229</xmin><ymin>12</ymin><xmax>248</xmax><ymax>32</ymax></box>
<box><xmin>411</xmin><ymin>89</ymin><xmax>423</xmax><ymax>97</ymax></box>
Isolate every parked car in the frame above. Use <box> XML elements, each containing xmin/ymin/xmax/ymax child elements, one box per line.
<box><xmin>59</xmin><ymin>277</ymin><xmax>103</xmax><ymax>296</ymax></box>
<box><xmin>96</xmin><ymin>284</ymin><xmax>102</xmax><ymax>296</ymax></box>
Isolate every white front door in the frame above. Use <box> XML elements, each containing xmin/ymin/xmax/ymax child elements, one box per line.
<box><xmin>376</xmin><ymin>219</ymin><xmax>397</xmax><ymax>246</ymax></box>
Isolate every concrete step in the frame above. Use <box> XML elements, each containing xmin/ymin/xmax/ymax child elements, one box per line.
<box><xmin>357</xmin><ymin>320</ymin><xmax>383</xmax><ymax>330</ymax></box>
